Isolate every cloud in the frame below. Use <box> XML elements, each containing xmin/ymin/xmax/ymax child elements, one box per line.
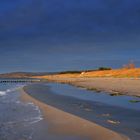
<box><xmin>0</xmin><ymin>0</ymin><xmax>140</xmax><ymax>41</ymax></box>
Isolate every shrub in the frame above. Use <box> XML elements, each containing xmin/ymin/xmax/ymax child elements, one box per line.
<box><xmin>98</xmin><ymin>67</ymin><xmax>112</xmax><ymax>71</ymax></box>
<box><xmin>123</xmin><ymin>61</ymin><xmax>135</xmax><ymax>69</ymax></box>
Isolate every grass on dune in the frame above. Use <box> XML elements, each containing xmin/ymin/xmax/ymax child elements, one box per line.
<box><xmin>34</xmin><ymin>68</ymin><xmax>140</xmax><ymax>79</ymax></box>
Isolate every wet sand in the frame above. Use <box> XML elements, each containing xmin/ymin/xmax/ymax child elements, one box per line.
<box><xmin>21</xmin><ymin>86</ymin><xmax>129</xmax><ymax>140</ymax></box>
<box><xmin>45</xmin><ymin>77</ymin><xmax>140</xmax><ymax>97</ymax></box>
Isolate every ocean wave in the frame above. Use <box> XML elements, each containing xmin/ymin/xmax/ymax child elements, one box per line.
<box><xmin>0</xmin><ymin>86</ymin><xmax>21</xmax><ymax>96</ymax></box>
<box><xmin>0</xmin><ymin>91</ymin><xmax>6</xmax><ymax>96</ymax></box>
<box><xmin>29</xmin><ymin>116</ymin><xmax>43</xmax><ymax>124</ymax></box>
<box><xmin>0</xmin><ymin>89</ymin><xmax>12</xmax><ymax>96</ymax></box>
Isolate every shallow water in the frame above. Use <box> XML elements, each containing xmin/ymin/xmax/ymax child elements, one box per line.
<box><xmin>47</xmin><ymin>83</ymin><xmax>140</xmax><ymax>111</ymax></box>
<box><xmin>24</xmin><ymin>83</ymin><xmax>140</xmax><ymax>140</ymax></box>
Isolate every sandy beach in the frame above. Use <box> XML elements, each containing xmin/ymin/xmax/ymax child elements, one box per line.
<box><xmin>34</xmin><ymin>68</ymin><xmax>140</xmax><ymax>97</ymax></box>
<box><xmin>44</xmin><ymin>77</ymin><xmax>140</xmax><ymax>97</ymax></box>
<box><xmin>21</xmin><ymin>87</ymin><xmax>128</xmax><ymax>140</ymax></box>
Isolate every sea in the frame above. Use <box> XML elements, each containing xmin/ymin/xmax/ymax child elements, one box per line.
<box><xmin>0</xmin><ymin>82</ymin><xmax>44</xmax><ymax>140</ymax></box>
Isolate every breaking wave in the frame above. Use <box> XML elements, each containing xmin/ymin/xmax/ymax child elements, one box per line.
<box><xmin>0</xmin><ymin>91</ymin><xmax>6</xmax><ymax>96</ymax></box>
<box><xmin>0</xmin><ymin>86</ymin><xmax>23</xmax><ymax>96</ymax></box>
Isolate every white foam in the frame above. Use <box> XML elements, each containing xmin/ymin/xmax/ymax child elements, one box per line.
<box><xmin>0</xmin><ymin>91</ymin><xmax>6</xmax><ymax>96</ymax></box>
<box><xmin>6</xmin><ymin>89</ymin><xmax>11</xmax><ymax>92</ymax></box>
<box><xmin>0</xmin><ymin>88</ymin><xmax>14</xmax><ymax>96</ymax></box>
<box><xmin>23</xmin><ymin>115</ymin><xmax>43</xmax><ymax>124</ymax></box>
<box><xmin>6</xmin><ymin>87</ymin><xmax>18</xmax><ymax>93</ymax></box>
<box><xmin>23</xmin><ymin>102</ymin><xmax>43</xmax><ymax>125</ymax></box>
<box><xmin>0</xmin><ymin>86</ymin><xmax>22</xmax><ymax>96</ymax></box>
<box><xmin>27</xmin><ymin>102</ymin><xmax>34</xmax><ymax>105</ymax></box>
<box><xmin>15</xmin><ymin>101</ymin><xmax>21</xmax><ymax>104</ymax></box>
<box><xmin>29</xmin><ymin>116</ymin><xmax>43</xmax><ymax>124</ymax></box>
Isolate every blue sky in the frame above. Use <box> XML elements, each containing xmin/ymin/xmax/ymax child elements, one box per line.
<box><xmin>0</xmin><ymin>0</ymin><xmax>140</xmax><ymax>72</ymax></box>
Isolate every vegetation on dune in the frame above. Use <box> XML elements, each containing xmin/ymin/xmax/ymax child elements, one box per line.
<box><xmin>56</xmin><ymin>67</ymin><xmax>112</xmax><ymax>75</ymax></box>
<box><xmin>2</xmin><ymin>61</ymin><xmax>139</xmax><ymax>79</ymax></box>
<box><xmin>58</xmin><ymin>71</ymin><xmax>82</xmax><ymax>74</ymax></box>
<box><xmin>51</xmin><ymin>61</ymin><xmax>136</xmax><ymax>77</ymax></box>
<box><xmin>123</xmin><ymin>61</ymin><xmax>135</xmax><ymax>69</ymax></box>
<box><xmin>36</xmin><ymin>67</ymin><xmax>140</xmax><ymax>79</ymax></box>
<box><xmin>98</xmin><ymin>67</ymin><xmax>112</xmax><ymax>71</ymax></box>
<box><xmin>50</xmin><ymin>62</ymin><xmax>137</xmax><ymax>78</ymax></box>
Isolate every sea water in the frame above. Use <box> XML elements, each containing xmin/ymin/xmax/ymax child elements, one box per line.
<box><xmin>0</xmin><ymin>82</ymin><xmax>90</xmax><ymax>140</ymax></box>
<box><xmin>0</xmin><ymin>82</ymin><xmax>43</xmax><ymax>140</ymax></box>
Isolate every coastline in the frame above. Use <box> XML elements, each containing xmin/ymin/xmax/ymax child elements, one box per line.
<box><xmin>21</xmin><ymin>87</ymin><xmax>129</xmax><ymax>140</ymax></box>
<box><xmin>44</xmin><ymin>77</ymin><xmax>140</xmax><ymax>97</ymax></box>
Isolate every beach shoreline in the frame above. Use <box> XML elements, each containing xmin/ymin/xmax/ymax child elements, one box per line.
<box><xmin>43</xmin><ymin>77</ymin><xmax>140</xmax><ymax>97</ymax></box>
<box><xmin>20</xmin><ymin>87</ymin><xmax>129</xmax><ymax>140</ymax></box>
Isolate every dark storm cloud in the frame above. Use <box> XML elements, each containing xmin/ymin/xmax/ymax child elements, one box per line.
<box><xmin>0</xmin><ymin>0</ymin><xmax>140</xmax><ymax>40</ymax></box>
<box><xmin>0</xmin><ymin>0</ymin><xmax>140</xmax><ymax>72</ymax></box>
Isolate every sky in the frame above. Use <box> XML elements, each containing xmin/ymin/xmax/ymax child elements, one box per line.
<box><xmin>0</xmin><ymin>0</ymin><xmax>140</xmax><ymax>73</ymax></box>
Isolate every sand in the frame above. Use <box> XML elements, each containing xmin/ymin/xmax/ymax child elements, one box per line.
<box><xmin>44</xmin><ymin>77</ymin><xmax>140</xmax><ymax>97</ymax></box>
<box><xmin>21</xmin><ymin>89</ymin><xmax>129</xmax><ymax>140</ymax></box>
